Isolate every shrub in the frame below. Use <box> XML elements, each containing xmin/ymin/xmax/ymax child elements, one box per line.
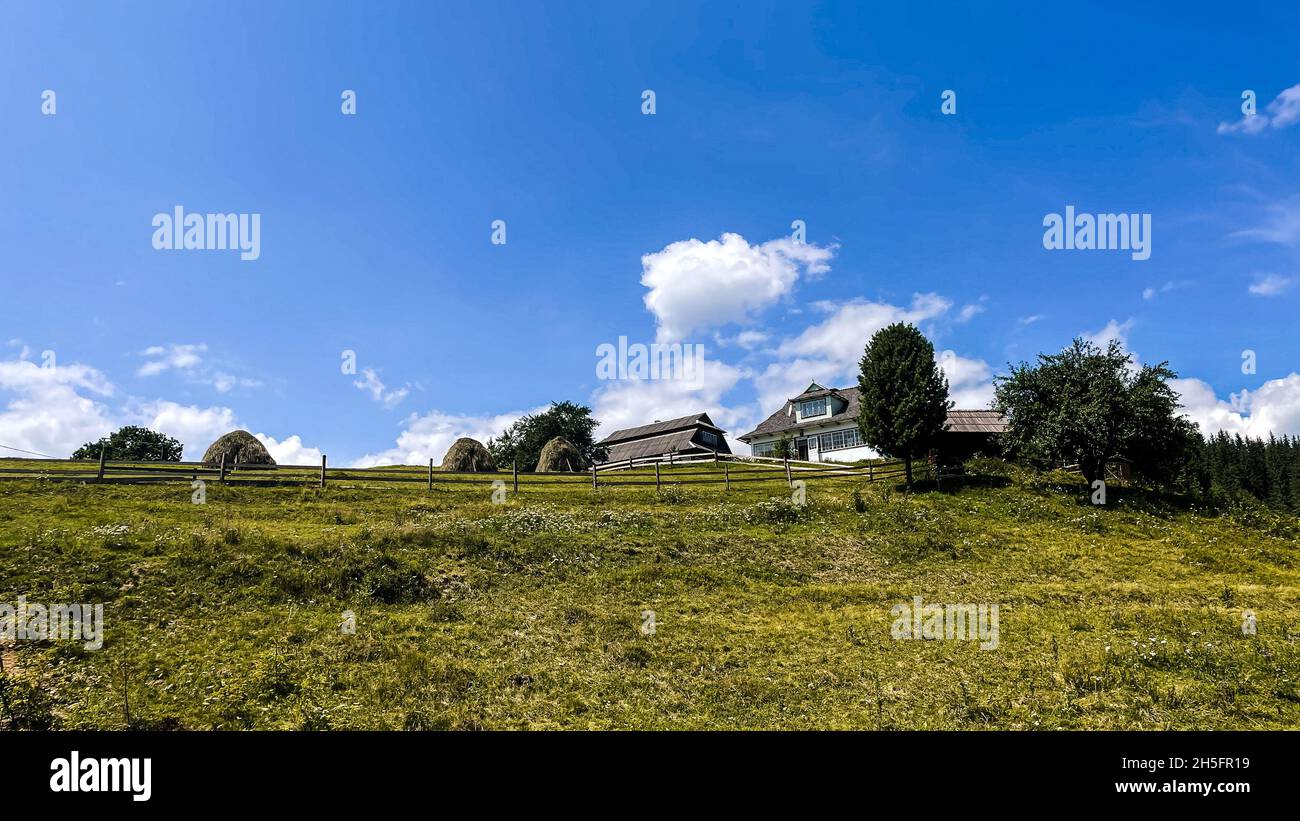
<box><xmin>744</xmin><ymin>497</ymin><xmax>805</xmax><ymax>524</ymax></box>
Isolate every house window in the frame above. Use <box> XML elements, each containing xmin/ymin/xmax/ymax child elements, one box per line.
<box><xmin>799</xmin><ymin>398</ymin><xmax>827</xmax><ymax>418</ymax></box>
<box><xmin>700</xmin><ymin>430</ymin><xmax>718</xmax><ymax>446</ymax></box>
<box><xmin>752</xmin><ymin>441</ymin><xmax>777</xmax><ymax>457</ymax></box>
<box><xmin>818</xmin><ymin>427</ymin><xmax>863</xmax><ymax>452</ymax></box>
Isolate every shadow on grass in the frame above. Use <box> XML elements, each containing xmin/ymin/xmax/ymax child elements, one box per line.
<box><xmin>889</xmin><ymin>475</ymin><xmax>1011</xmax><ymax>494</ymax></box>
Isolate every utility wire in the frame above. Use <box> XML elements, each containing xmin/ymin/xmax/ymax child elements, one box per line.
<box><xmin>0</xmin><ymin>443</ymin><xmax>60</xmax><ymax>459</ymax></box>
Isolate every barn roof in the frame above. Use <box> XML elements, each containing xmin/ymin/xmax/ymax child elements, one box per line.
<box><xmin>601</xmin><ymin>429</ymin><xmax>713</xmax><ymax>463</ymax></box>
<box><xmin>599</xmin><ymin>412</ymin><xmax>725</xmax><ymax>445</ymax></box>
<box><xmin>944</xmin><ymin>409</ymin><xmax>1009</xmax><ymax>433</ymax></box>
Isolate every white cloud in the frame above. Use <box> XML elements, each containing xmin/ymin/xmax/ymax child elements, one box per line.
<box><xmin>1218</xmin><ymin>83</ymin><xmax>1300</xmax><ymax>135</ymax></box>
<box><xmin>1082</xmin><ymin>318</ymin><xmax>1140</xmax><ymax>374</ymax></box>
<box><xmin>130</xmin><ymin>400</ymin><xmax>237</xmax><ymax>459</ymax></box>
<box><xmin>1017</xmin><ymin>314</ymin><xmax>1045</xmax><ymax>326</ymax></box>
<box><xmin>937</xmin><ymin>350</ymin><xmax>995</xmax><ymax>409</ymax></box>
<box><xmin>0</xmin><ymin>357</ymin><xmax>116</xmax><ymax>458</ymax></box>
<box><xmin>255</xmin><ymin>433</ymin><xmax>324</xmax><ymax>466</ymax></box>
<box><xmin>1142</xmin><ymin>280</ymin><xmax>1188</xmax><ymax>300</ymax></box>
<box><xmin>777</xmin><ymin>293</ymin><xmax>952</xmax><ymax>372</ymax></box>
<box><xmin>1174</xmin><ymin>374</ymin><xmax>1300</xmax><ymax>439</ymax></box>
<box><xmin>136</xmin><ymin>343</ymin><xmax>261</xmax><ymax>393</ymax></box>
<box><xmin>353</xmin><ymin>367</ymin><xmax>409</xmax><ymax>408</ymax></box>
<box><xmin>640</xmin><ymin>233</ymin><xmax>836</xmax><ymax>341</ymax></box>
<box><xmin>1229</xmin><ymin>194</ymin><xmax>1300</xmax><ymax>247</ymax></box>
<box><xmin>590</xmin><ymin>358</ymin><xmax>753</xmax><ymax>441</ymax></box>
<box><xmin>210</xmin><ymin>372</ymin><xmax>262</xmax><ymax>393</ymax></box>
<box><xmin>0</xmin><ymin>350</ymin><xmax>317</xmax><ymax>462</ymax></box>
<box><xmin>735</xmin><ymin>330</ymin><xmax>769</xmax><ymax>349</ymax></box>
<box><xmin>350</xmin><ymin>408</ymin><xmax>535</xmax><ymax>468</ymax></box>
<box><xmin>753</xmin><ymin>293</ymin><xmax>992</xmax><ymax>415</ymax></box>
<box><xmin>1248</xmin><ymin>273</ymin><xmax>1293</xmax><ymax>296</ymax></box>
<box><xmin>1084</xmin><ymin>318</ymin><xmax>1134</xmax><ymax>351</ymax></box>
<box><xmin>130</xmin><ymin>401</ymin><xmax>322</xmax><ymax>465</ymax></box>
<box><xmin>138</xmin><ymin>343</ymin><xmax>207</xmax><ymax>377</ymax></box>
<box><xmin>957</xmin><ymin>300</ymin><xmax>987</xmax><ymax>322</ymax></box>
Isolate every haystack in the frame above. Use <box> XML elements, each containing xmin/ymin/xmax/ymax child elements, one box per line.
<box><xmin>440</xmin><ymin>437</ymin><xmax>496</xmax><ymax>472</ymax></box>
<box><xmin>535</xmin><ymin>436</ymin><xmax>584</xmax><ymax>472</ymax></box>
<box><xmin>202</xmin><ymin>430</ymin><xmax>276</xmax><ymax>466</ymax></box>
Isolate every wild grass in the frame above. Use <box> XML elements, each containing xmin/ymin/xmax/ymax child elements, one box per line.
<box><xmin>0</xmin><ymin>462</ymin><xmax>1296</xmax><ymax>730</ymax></box>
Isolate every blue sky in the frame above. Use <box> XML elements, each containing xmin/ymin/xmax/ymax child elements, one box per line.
<box><xmin>2</xmin><ymin>1</ymin><xmax>1299</xmax><ymax>465</ymax></box>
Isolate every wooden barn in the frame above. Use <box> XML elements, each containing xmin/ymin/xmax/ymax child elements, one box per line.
<box><xmin>595</xmin><ymin>413</ymin><xmax>731</xmax><ymax>465</ymax></box>
<box><xmin>934</xmin><ymin>409</ymin><xmax>1008</xmax><ymax>463</ymax></box>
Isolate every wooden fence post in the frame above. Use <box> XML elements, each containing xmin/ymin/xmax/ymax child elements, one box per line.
<box><xmin>591</xmin><ymin>464</ymin><xmax>597</xmax><ymax>489</ymax></box>
<box><xmin>428</xmin><ymin>458</ymin><xmax>434</xmax><ymax>491</ymax></box>
<box><xmin>219</xmin><ymin>453</ymin><xmax>227</xmax><ymax>484</ymax></box>
<box><xmin>513</xmin><ymin>460</ymin><xmax>519</xmax><ymax>494</ymax></box>
<box><xmin>784</xmin><ymin>455</ymin><xmax>792</xmax><ymax>487</ymax></box>
<box><xmin>320</xmin><ymin>454</ymin><xmax>327</xmax><ymax>488</ymax></box>
<box><xmin>724</xmin><ymin>461</ymin><xmax>729</xmax><ymax>491</ymax></box>
<box><xmin>655</xmin><ymin>462</ymin><xmax>660</xmax><ymax>489</ymax></box>
<box><xmin>713</xmin><ymin>450</ymin><xmax>718</xmax><ymax>464</ymax></box>
<box><xmin>868</xmin><ymin>464</ymin><xmax>874</xmax><ymax>482</ymax></box>
<box><xmin>97</xmin><ymin>446</ymin><xmax>106</xmax><ymax>481</ymax></box>
<box><xmin>627</xmin><ymin>458</ymin><xmax>633</xmax><ymax>472</ymax></box>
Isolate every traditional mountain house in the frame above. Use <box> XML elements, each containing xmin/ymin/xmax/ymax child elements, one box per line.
<box><xmin>737</xmin><ymin>382</ymin><xmax>1006</xmax><ymax>463</ymax></box>
<box><xmin>596</xmin><ymin>412</ymin><xmax>732</xmax><ymax>464</ymax></box>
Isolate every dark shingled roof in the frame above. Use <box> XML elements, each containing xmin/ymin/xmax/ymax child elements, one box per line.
<box><xmin>596</xmin><ymin>412</ymin><xmax>731</xmax><ymax>464</ymax></box>
<box><xmin>738</xmin><ymin>386</ymin><xmax>1005</xmax><ymax>441</ymax></box>
<box><xmin>789</xmin><ymin>381</ymin><xmax>843</xmax><ymax>402</ymax></box>
<box><xmin>602</xmin><ymin>430</ymin><xmax>711</xmax><ymax>463</ymax></box>
<box><xmin>739</xmin><ymin>389</ymin><xmax>859</xmax><ymax>442</ymax></box>
<box><xmin>599</xmin><ymin>412</ymin><xmax>725</xmax><ymax>445</ymax></box>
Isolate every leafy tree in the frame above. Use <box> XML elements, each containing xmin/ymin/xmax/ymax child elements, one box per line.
<box><xmin>72</xmin><ymin>426</ymin><xmax>183</xmax><ymax>462</ymax></box>
<box><xmin>487</xmin><ymin>401</ymin><xmax>607</xmax><ymax>471</ymax></box>
<box><xmin>994</xmin><ymin>338</ymin><xmax>1194</xmax><ymax>485</ymax></box>
<box><xmin>772</xmin><ymin>434</ymin><xmax>795</xmax><ymax>460</ymax></box>
<box><xmin>856</xmin><ymin>323</ymin><xmax>951</xmax><ymax>489</ymax></box>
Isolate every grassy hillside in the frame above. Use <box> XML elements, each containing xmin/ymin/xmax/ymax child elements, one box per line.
<box><xmin>1</xmin><ymin>461</ymin><xmax>1298</xmax><ymax>730</ymax></box>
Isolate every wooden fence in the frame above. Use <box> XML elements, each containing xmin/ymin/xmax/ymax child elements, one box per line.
<box><xmin>0</xmin><ymin>451</ymin><xmax>911</xmax><ymax>492</ymax></box>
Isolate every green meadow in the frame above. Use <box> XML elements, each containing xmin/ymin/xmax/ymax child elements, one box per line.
<box><xmin>1</xmin><ymin>461</ymin><xmax>1297</xmax><ymax>730</ymax></box>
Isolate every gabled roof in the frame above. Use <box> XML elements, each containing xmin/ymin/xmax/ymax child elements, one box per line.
<box><xmin>600</xmin><ymin>429</ymin><xmax>723</xmax><ymax>463</ymax></box>
<box><xmin>791</xmin><ymin>386</ymin><xmax>845</xmax><ymax>402</ymax></box>
<box><xmin>944</xmin><ymin>409</ymin><xmax>1008</xmax><ymax>433</ymax></box>
<box><xmin>740</xmin><ymin>389</ymin><xmax>860</xmax><ymax>441</ymax></box>
<box><xmin>738</xmin><ymin>385</ymin><xmax>1006</xmax><ymax>441</ymax></box>
<box><xmin>791</xmin><ymin>381</ymin><xmax>830</xmax><ymax>400</ymax></box>
<box><xmin>598</xmin><ymin>412</ymin><xmax>725</xmax><ymax>446</ymax></box>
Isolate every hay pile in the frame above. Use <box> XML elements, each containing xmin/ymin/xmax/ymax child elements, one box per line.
<box><xmin>535</xmin><ymin>436</ymin><xmax>584</xmax><ymax>472</ymax></box>
<box><xmin>441</xmin><ymin>437</ymin><xmax>496</xmax><ymax>472</ymax></box>
<box><xmin>202</xmin><ymin>430</ymin><xmax>276</xmax><ymax>466</ymax></box>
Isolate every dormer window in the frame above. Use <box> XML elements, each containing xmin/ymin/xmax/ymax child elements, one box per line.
<box><xmin>799</xmin><ymin>398</ymin><xmax>827</xmax><ymax>418</ymax></box>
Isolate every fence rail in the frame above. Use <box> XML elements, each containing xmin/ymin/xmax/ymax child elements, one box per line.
<box><xmin>0</xmin><ymin>452</ymin><xmax>912</xmax><ymax>492</ymax></box>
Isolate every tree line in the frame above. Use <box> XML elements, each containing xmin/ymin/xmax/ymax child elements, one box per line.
<box><xmin>1182</xmin><ymin>431</ymin><xmax>1300</xmax><ymax>513</ymax></box>
<box><xmin>855</xmin><ymin>323</ymin><xmax>1296</xmax><ymax>511</ymax></box>
<box><xmin>62</xmin><ymin>327</ymin><xmax>1299</xmax><ymax>513</ymax></box>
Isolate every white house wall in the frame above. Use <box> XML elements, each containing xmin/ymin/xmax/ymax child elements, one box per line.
<box><xmin>744</xmin><ymin>427</ymin><xmax>879</xmax><ymax>463</ymax></box>
<box><xmin>814</xmin><ymin>443</ymin><xmax>878</xmax><ymax>463</ymax></box>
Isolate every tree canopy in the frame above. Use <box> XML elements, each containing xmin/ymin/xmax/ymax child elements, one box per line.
<box><xmin>488</xmin><ymin>401</ymin><xmax>606</xmax><ymax>471</ymax></box>
<box><xmin>856</xmin><ymin>322</ymin><xmax>951</xmax><ymax>488</ymax></box>
<box><xmin>994</xmin><ymin>338</ymin><xmax>1198</xmax><ymax>484</ymax></box>
<box><xmin>73</xmin><ymin>426</ymin><xmax>184</xmax><ymax>462</ymax></box>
